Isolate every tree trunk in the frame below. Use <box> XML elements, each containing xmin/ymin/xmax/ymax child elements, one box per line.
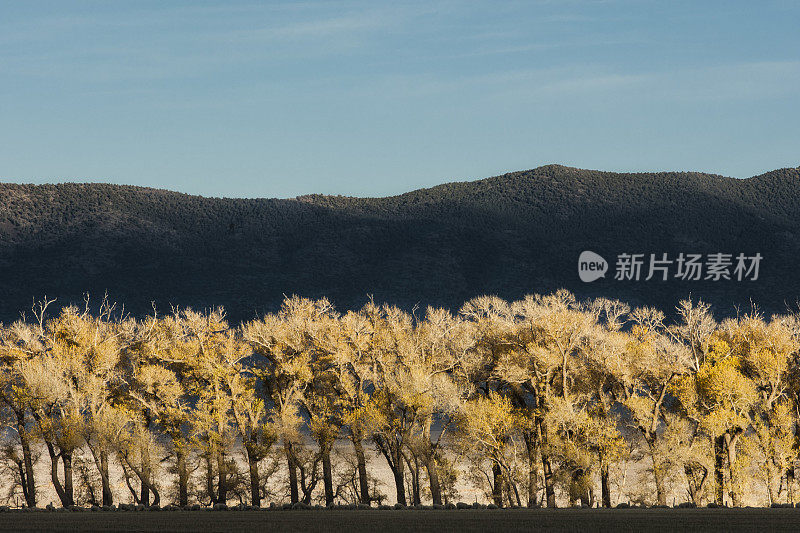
<box><xmin>579</xmin><ymin>472</ymin><xmax>590</xmax><ymax>507</ymax></box>
<box><xmin>351</xmin><ymin>434</ymin><xmax>370</xmax><ymax>505</ymax></box>
<box><xmin>216</xmin><ymin>452</ymin><xmax>227</xmax><ymax>504</ymax></box>
<box><xmin>402</xmin><ymin>453</ymin><xmax>421</xmax><ymax>506</ymax></box>
<box><xmin>128</xmin><ymin>458</ymin><xmax>160</xmax><ymax>507</ymax></box>
<box><xmin>642</xmin><ymin>437</ymin><xmax>666</xmax><ymax>506</ymax></box>
<box><xmin>601</xmin><ymin>462</ymin><xmax>611</xmax><ymax>508</ymax></box>
<box><xmin>19</xmin><ymin>421</ymin><xmax>36</xmax><ymax>508</ymax></box>
<box><xmin>141</xmin><ymin>460</ymin><xmax>151</xmax><ymax>506</ymax></box>
<box><xmin>536</xmin><ymin>416</ymin><xmax>557</xmax><ymax>508</ymax></box>
<box><xmin>424</xmin><ymin>454</ymin><xmax>442</xmax><ymax>506</ymax></box>
<box><xmin>284</xmin><ymin>440</ymin><xmax>299</xmax><ymax>504</ymax></box>
<box><xmin>176</xmin><ymin>447</ymin><xmax>189</xmax><ymax>507</ymax></box>
<box><xmin>410</xmin><ymin>456</ymin><xmax>421</xmax><ymax>506</ymax></box>
<box><xmin>87</xmin><ymin>441</ymin><xmax>112</xmax><ymax>507</ymax></box>
<box><xmin>100</xmin><ymin>450</ymin><xmax>113</xmax><ymax>506</ymax></box>
<box><xmin>523</xmin><ymin>432</ymin><xmax>538</xmax><ymax>508</ymax></box>
<box><xmin>62</xmin><ymin>452</ymin><xmax>75</xmax><ymax>508</ymax></box>
<box><xmin>322</xmin><ymin>445</ymin><xmax>334</xmax><ymax>507</ymax></box>
<box><xmin>766</xmin><ymin>463</ymin><xmax>776</xmax><ymax>506</ymax></box>
<box><xmin>492</xmin><ymin>462</ymin><xmax>503</xmax><ymax>507</ymax></box>
<box><xmin>246</xmin><ymin>446</ymin><xmax>261</xmax><ymax>507</ymax></box>
<box><xmin>45</xmin><ymin>442</ymin><xmax>68</xmax><ymax>507</ymax></box>
<box><xmin>393</xmin><ymin>450</ymin><xmax>406</xmax><ymax>506</ymax></box>
<box><xmin>420</xmin><ymin>415</ymin><xmax>442</xmax><ymax>506</ymax></box>
<box><xmin>714</xmin><ymin>435</ymin><xmax>725</xmax><ymax>506</ymax></box>
<box><xmin>569</xmin><ymin>471</ymin><xmax>578</xmax><ymax>507</ymax></box>
<box><xmin>685</xmin><ymin>464</ymin><xmax>699</xmax><ymax>505</ymax></box>
<box><xmin>149</xmin><ymin>483</ymin><xmax>160</xmax><ymax>506</ymax></box>
<box><xmin>15</xmin><ymin>460</ymin><xmax>26</xmax><ymax>505</ymax></box>
<box><xmin>541</xmin><ymin>453</ymin><xmax>557</xmax><ymax>508</ymax></box>
<box><xmin>725</xmin><ymin>432</ymin><xmax>741</xmax><ymax>507</ymax></box>
<box><xmin>121</xmin><ymin>463</ymin><xmax>140</xmax><ymax>504</ymax></box>
<box><xmin>205</xmin><ymin>453</ymin><xmax>217</xmax><ymax>505</ymax></box>
<box><xmin>510</xmin><ymin>474</ymin><xmax>522</xmax><ymax>507</ymax></box>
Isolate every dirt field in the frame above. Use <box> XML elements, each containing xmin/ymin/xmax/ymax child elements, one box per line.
<box><xmin>0</xmin><ymin>509</ymin><xmax>799</xmax><ymax>533</ymax></box>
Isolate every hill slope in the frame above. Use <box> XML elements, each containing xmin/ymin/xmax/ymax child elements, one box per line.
<box><xmin>1</xmin><ymin>165</ymin><xmax>799</xmax><ymax>322</ymax></box>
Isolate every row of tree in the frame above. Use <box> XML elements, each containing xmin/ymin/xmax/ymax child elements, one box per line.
<box><xmin>0</xmin><ymin>291</ymin><xmax>798</xmax><ymax>508</ymax></box>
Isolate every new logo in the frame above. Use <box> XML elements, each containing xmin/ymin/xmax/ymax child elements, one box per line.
<box><xmin>578</xmin><ymin>251</ymin><xmax>608</xmax><ymax>282</ymax></box>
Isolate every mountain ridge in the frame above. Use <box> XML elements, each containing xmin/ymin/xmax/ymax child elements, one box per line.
<box><xmin>0</xmin><ymin>165</ymin><xmax>798</xmax><ymax>322</ymax></box>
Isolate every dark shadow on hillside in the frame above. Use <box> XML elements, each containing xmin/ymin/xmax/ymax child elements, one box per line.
<box><xmin>0</xmin><ymin>165</ymin><xmax>798</xmax><ymax>323</ymax></box>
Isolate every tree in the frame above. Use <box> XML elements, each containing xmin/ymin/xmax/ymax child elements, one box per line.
<box><xmin>673</xmin><ymin>332</ymin><xmax>757</xmax><ymax>506</ymax></box>
<box><xmin>619</xmin><ymin>306</ymin><xmax>692</xmax><ymax>505</ymax></box>
<box><xmin>18</xmin><ymin>302</ymin><xmax>124</xmax><ymax>508</ymax></box>
<box><xmin>180</xmin><ymin>308</ymin><xmax>244</xmax><ymax>506</ymax></box>
<box><xmin>359</xmin><ymin>302</ymin><xmax>417</xmax><ymax>506</ymax></box>
<box><xmin>243</xmin><ymin>296</ymin><xmax>333</xmax><ymax>504</ymax></box>
<box><xmin>0</xmin><ymin>318</ymin><xmax>44</xmax><ymax>508</ymax></box>
<box><xmin>4</xmin><ymin>290</ymin><xmax>800</xmax><ymax>508</ymax></box>
<box><xmin>509</xmin><ymin>291</ymin><xmax>596</xmax><ymax>507</ymax></box>
<box><xmin>579</xmin><ymin>298</ymin><xmax>631</xmax><ymax>507</ymax></box>
<box><xmin>456</xmin><ymin>392</ymin><xmax>520</xmax><ymax>507</ymax></box>
<box><xmin>125</xmin><ymin>312</ymin><xmax>197</xmax><ymax>506</ymax></box>
<box><xmin>725</xmin><ymin>314</ymin><xmax>798</xmax><ymax>504</ymax></box>
<box><xmin>413</xmin><ymin>308</ymin><xmax>474</xmax><ymax>505</ymax></box>
<box><xmin>331</xmin><ymin>309</ymin><xmax>378</xmax><ymax>505</ymax></box>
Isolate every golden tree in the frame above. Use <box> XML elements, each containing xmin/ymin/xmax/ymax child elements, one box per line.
<box><xmin>18</xmin><ymin>301</ymin><xmax>124</xmax><ymax>507</ymax></box>
<box><xmin>124</xmin><ymin>312</ymin><xmax>197</xmax><ymax>506</ymax></box>
<box><xmin>510</xmin><ymin>290</ymin><xmax>596</xmax><ymax>507</ymax></box>
<box><xmin>0</xmin><ymin>317</ymin><xmax>46</xmax><ymax>508</ymax></box>
<box><xmin>243</xmin><ymin>296</ymin><xmax>333</xmax><ymax>504</ymax></box>
<box><xmin>358</xmin><ymin>301</ymin><xmax>418</xmax><ymax>507</ymax></box>
<box><xmin>331</xmin><ymin>308</ymin><xmax>378</xmax><ymax>505</ymax></box>
<box><xmin>618</xmin><ymin>306</ymin><xmax>692</xmax><ymax>505</ymax></box>
<box><xmin>673</xmin><ymin>332</ymin><xmax>757</xmax><ymax>506</ymax></box>
<box><xmin>726</xmin><ymin>314</ymin><xmax>798</xmax><ymax>504</ymax></box>
<box><xmin>456</xmin><ymin>391</ymin><xmax>521</xmax><ymax>506</ymax></box>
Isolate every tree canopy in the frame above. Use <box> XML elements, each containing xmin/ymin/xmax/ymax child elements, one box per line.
<box><xmin>0</xmin><ymin>291</ymin><xmax>799</xmax><ymax>509</ymax></box>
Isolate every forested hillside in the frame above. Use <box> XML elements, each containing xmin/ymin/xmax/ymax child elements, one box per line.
<box><xmin>0</xmin><ymin>165</ymin><xmax>798</xmax><ymax>322</ymax></box>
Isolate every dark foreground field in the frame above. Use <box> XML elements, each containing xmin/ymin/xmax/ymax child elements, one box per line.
<box><xmin>1</xmin><ymin>509</ymin><xmax>799</xmax><ymax>533</ymax></box>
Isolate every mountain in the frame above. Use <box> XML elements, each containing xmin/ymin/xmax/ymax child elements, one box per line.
<box><xmin>1</xmin><ymin>165</ymin><xmax>799</xmax><ymax>323</ymax></box>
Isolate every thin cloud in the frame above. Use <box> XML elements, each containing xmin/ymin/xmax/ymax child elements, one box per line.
<box><xmin>362</xmin><ymin>60</ymin><xmax>800</xmax><ymax>103</ymax></box>
<box><xmin>234</xmin><ymin>13</ymin><xmax>389</xmax><ymax>41</ymax></box>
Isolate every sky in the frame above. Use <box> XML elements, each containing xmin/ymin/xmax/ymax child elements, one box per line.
<box><xmin>1</xmin><ymin>1</ymin><xmax>798</xmax><ymax>198</ymax></box>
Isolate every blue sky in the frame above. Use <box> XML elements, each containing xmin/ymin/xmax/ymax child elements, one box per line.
<box><xmin>1</xmin><ymin>1</ymin><xmax>798</xmax><ymax>198</ymax></box>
